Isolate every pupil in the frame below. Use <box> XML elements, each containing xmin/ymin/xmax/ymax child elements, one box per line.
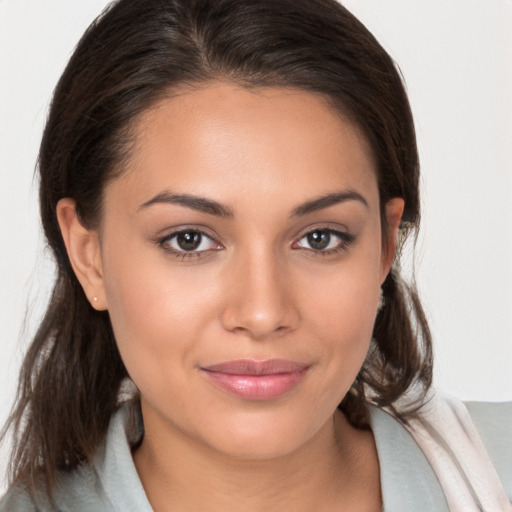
<box><xmin>177</xmin><ymin>231</ymin><xmax>201</xmax><ymax>251</ymax></box>
<box><xmin>307</xmin><ymin>230</ymin><xmax>330</xmax><ymax>250</ymax></box>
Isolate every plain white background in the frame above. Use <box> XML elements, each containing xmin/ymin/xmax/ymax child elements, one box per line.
<box><xmin>1</xmin><ymin>0</ymin><xmax>511</xmax><ymax>492</ymax></box>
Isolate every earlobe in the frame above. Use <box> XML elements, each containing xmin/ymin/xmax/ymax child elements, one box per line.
<box><xmin>56</xmin><ymin>198</ymin><xmax>107</xmax><ymax>310</ymax></box>
<box><xmin>380</xmin><ymin>197</ymin><xmax>405</xmax><ymax>282</ymax></box>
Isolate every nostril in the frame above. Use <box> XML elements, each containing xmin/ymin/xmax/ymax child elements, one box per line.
<box><xmin>223</xmin><ymin>311</ymin><xmax>298</xmax><ymax>341</ymax></box>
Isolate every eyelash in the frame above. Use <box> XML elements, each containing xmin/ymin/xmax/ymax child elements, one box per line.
<box><xmin>293</xmin><ymin>228</ymin><xmax>355</xmax><ymax>256</ymax></box>
<box><xmin>158</xmin><ymin>227</ymin><xmax>355</xmax><ymax>260</ymax></box>
<box><xmin>159</xmin><ymin>229</ymin><xmax>221</xmax><ymax>261</ymax></box>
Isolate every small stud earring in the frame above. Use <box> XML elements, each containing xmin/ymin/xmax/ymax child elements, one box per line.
<box><xmin>93</xmin><ymin>297</ymin><xmax>98</xmax><ymax>302</ymax></box>
<box><xmin>377</xmin><ymin>288</ymin><xmax>385</xmax><ymax>312</ymax></box>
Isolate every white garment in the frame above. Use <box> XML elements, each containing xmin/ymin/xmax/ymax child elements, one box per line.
<box><xmin>399</xmin><ymin>394</ymin><xmax>512</xmax><ymax>512</ymax></box>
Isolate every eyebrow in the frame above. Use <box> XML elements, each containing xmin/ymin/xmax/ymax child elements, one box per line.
<box><xmin>290</xmin><ymin>190</ymin><xmax>369</xmax><ymax>217</ymax></box>
<box><xmin>139</xmin><ymin>189</ymin><xmax>368</xmax><ymax>218</ymax></box>
<box><xmin>139</xmin><ymin>192</ymin><xmax>234</xmax><ymax>218</ymax></box>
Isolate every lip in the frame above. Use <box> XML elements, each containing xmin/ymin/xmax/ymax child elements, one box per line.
<box><xmin>200</xmin><ymin>359</ymin><xmax>309</xmax><ymax>400</ymax></box>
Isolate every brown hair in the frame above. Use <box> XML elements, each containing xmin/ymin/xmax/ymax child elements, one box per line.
<box><xmin>2</xmin><ymin>0</ymin><xmax>432</xmax><ymax>492</ymax></box>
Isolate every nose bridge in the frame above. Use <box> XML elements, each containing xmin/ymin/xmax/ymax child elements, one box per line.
<box><xmin>221</xmin><ymin>242</ymin><xmax>298</xmax><ymax>339</ymax></box>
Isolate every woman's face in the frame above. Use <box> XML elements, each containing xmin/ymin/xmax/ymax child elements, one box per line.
<box><xmin>91</xmin><ymin>83</ymin><xmax>402</xmax><ymax>458</ymax></box>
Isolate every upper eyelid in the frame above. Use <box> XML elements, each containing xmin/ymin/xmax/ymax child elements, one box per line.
<box><xmin>296</xmin><ymin>228</ymin><xmax>353</xmax><ymax>244</ymax></box>
<box><xmin>299</xmin><ymin>227</ymin><xmax>348</xmax><ymax>237</ymax></box>
<box><xmin>295</xmin><ymin>227</ymin><xmax>356</xmax><ymax>252</ymax></box>
<box><xmin>161</xmin><ymin>228</ymin><xmax>214</xmax><ymax>240</ymax></box>
<box><xmin>293</xmin><ymin>224</ymin><xmax>351</xmax><ymax>241</ymax></box>
<box><xmin>162</xmin><ymin>229</ymin><xmax>219</xmax><ymax>244</ymax></box>
<box><xmin>159</xmin><ymin>226</ymin><xmax>221</xmax><ymax>244</ymax></box>
<box><xmin>158</xmin><ymin>230</ymin><xmax>222</xmax><ymax>260</ymax></box>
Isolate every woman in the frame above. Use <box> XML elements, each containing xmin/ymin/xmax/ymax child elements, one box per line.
<box><xmin>1</xmin><ymin>0</ymin><xmax>510</xmax><ymax>510</ymax></box>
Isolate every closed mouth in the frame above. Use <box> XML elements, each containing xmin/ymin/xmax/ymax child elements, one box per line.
<box><xmin>200</xmin><ymin>359</ymin><xmax>310</xmax><ymax>400</ymax></box>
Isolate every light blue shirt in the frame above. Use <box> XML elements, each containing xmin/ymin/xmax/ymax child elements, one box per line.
<box><xmin>1</xmin><ymin>401</ymin><xmax>511</xmax><ymax>511</ymax></box>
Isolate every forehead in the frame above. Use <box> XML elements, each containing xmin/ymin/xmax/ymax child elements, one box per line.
<box><xmin>110</xmin><ymin>82</ymin><xmax>378</xmax><ymax>213</ymax></box>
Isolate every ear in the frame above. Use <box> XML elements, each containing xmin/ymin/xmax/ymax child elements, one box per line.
<box><xmin>56</xmin><ymin>198</ymin><xmax>107</xmax><ymax>310</ymax></box>
<box><xmin>380</xmin><ymin>197</ymin><xmax>405</xmax><ymax>284</ymax></box>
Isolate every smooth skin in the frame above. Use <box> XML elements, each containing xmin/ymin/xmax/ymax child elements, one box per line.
<box><xmin>57</xmin><ymin>82</ymin><xmax>404</xmax><ymax>512</ymax></box>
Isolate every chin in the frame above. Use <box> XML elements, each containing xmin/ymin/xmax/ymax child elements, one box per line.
<box><xmin>198</xmin><ymin>407</ymin><xmax>327</xmax><ymax>461</ymax></box>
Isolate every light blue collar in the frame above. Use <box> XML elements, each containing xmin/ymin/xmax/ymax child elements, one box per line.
<box><xmin>95</xmin><ymin>403</ymin><xmax>449</xmax><ymax>512</ymax></box>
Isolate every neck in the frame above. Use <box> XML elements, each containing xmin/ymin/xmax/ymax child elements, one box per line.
<box><xmin>133</xmin><ymin>404</ymin><xmax>381</xmax><ymax>512</ymax></box>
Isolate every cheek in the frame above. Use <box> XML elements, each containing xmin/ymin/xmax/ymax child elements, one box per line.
<box><xmin>302</xmin><ymin>250</ymin><xmax>382</xmax><ymax>380</ymax></box>
<box><xmin>315</xmin><ymin>285</ymin><xmax>376</xmax><ymax>363</ymax></box>
<box><xmin>100</xmin><ymin>235</ymin><xmax>211</xmax><ymax>385</ymax></box>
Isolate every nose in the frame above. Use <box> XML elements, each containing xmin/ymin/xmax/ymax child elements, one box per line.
<box><xmin>221</xmin><ymin>249</ymin><xmax>300</xmax><ymax>340</ymax></box>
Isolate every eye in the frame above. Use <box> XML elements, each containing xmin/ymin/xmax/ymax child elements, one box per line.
<box><xmin>160</xmin><ymin>229</ymin><xmax>221</xmax><ymax>254</ymax></box>
<box><xmin>293</xmin><ymin>228</ymin><xmax>354</xmax><ymax>252</ymax></box>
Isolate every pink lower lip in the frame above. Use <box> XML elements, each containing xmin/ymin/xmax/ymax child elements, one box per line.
<box><xmin>201</xmin><ymin>360</ymin><xmax>309</xmax><ymax>400</ymax></box>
